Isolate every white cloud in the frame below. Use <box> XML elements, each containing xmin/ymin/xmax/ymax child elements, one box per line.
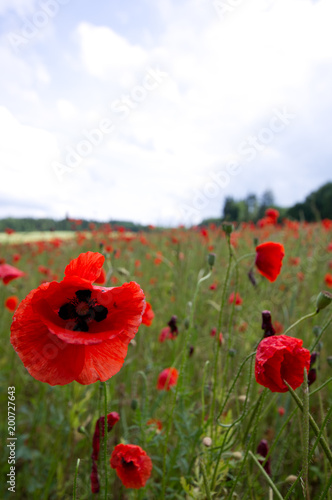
<box><xmin>76</xmin><ymin>23</ymin><xmax>149</xmax><ymax>82</ymax></box>
<box><xmin>2</xmin><ymin>0</ymin><xmax>332</xmax><ymax>225</ymax></box>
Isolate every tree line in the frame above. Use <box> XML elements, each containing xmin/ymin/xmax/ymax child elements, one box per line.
<box><xmin>221</xmin><ymin>182</ymin><xmax>332</xmax><ymax>223</ymax></box>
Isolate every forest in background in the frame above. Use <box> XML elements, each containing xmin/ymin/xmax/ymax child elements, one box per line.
<box><xmin>1</xmin><ymin>182</ymin><xmax>332</xmax><ymax>232</ymax></box>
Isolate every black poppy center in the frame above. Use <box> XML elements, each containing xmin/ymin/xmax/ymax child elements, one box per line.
<box><xmin>58</xmin><ymin>289</ymin><xmax>108</xmax><ymax>332</ymax></box>
<box><xmin>121</xmin><ymin>457</ymin><xmax>135</xmax><ymax>469</ymax></box>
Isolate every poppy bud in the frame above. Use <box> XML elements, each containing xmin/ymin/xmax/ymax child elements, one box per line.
<box><xmin>316</xmin><ymin>291</ymin><xmax>332</xmax><ymax>312</ymax></box>
<box><xmin>327</xmin><ymin>356</ymin><xmax>332</xmax><ymax>367</ymax></box>
<box><xmin>222</xmin><ymin>222</ymin><xmax>234</xmax><ymax>235</ymax></box>
<box><xmin>308</xmin><ymin>368</ymin><xmax>316</xmax><ymax>386</ymax></box>
<box><xmin>310</xmin><ymin>352</ymin><xmax>318</xmax><ymax>366</ymax></box>
<box><xmin>312</xmin><ymin>325</ymin><xmax>322</xmax><ymax>337</ymax></box>
<box><xmin>256</xmin><ymin>439</ymin><xmax>271</xmax><ymax>476</ymax></box>
<box><xmin>229</xmin><ymin>348</ymin><xmax>236</xmax><ymax>357</ymax></box>
<box><xmin>253</xmin><ymin>237</ymin><xmax>259</xmax><ymax>247</ymax></box>
<box><xmin>248</xmin><ymin>268</ymin><xmax>257</xmax><ymax>286</ymax></box>
<box><xmin>131</xmin><ymin>399</ymin><xmax>138</xmax><ymax>410</ymax></box>
<box><xmin>167</xmin><ymin>315</ymin><xmax>178</xmax><ymax>335</ymax></box>
<box><xmin>208</xmin><ymin>253</ymin><xmax>216</xmax><ymax>267</ymax></box>
<box><xmin>261</xmin><ymin>310</ymin><xmax>276</xmax><ymax>338</ymax></box>
<box><xmin>189</xmin><ymin>345</ymin><xmax>194</xmax><ymax>357</ymax></box>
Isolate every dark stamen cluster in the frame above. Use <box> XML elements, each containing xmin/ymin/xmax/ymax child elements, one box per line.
<box><xmin>58</xmin><ymin>289</ymin><xmax>108</xmax><ymax>332</ymax></box>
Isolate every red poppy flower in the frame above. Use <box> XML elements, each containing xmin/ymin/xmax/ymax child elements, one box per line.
<box><xmin>324</xmin><ymin>273</ymin><xmax>332</xmax><ymax>287</ymax></box>
<box><xmin>228</xmin><ymin>292</ymin><xmax>243</xmax><ymax>305</ymax></box>
<box><xmin>10</xmin><ymin>252</ymin><xmax>145</xmax><ymax>385</ymax></box>
<box><xmin>255</xmin><ymin>335</ymin><xmax>310</xmax><ymax>393</ymax></box>
<box><xmin>255</xmin><ymin>242</ymin><xmax>285</xmax><ymax>282</ymax></box>
<box><xmin>147</xmin><ymin>418</ymin><xmax>163</xmax><ymax>432</ymax></box>
<box><xmin>157</xmin><ymin>367</ymin><xmax>179</xmax><ymax>390</ymax></box>
<box><xmin>5</xmin><ymin>296</ymin><xmax>19</xmax><ymax>312</ymax></box>
<box><xmin>0</xmin><ymin>263</ymin><xmax>25</xmax><ymax>284</ymax></box>
<box><xmin>141</xmin><ymin>302</ymin><xmax>154</xmax><ymax>326</ymax></box>
<box><xmin>94</xmin><ymin>267</ymin><xmax>106</xmax><ymax>285</ymax></box>
<box><xmin>110</xmin><ymin>444</ymin><xmax>152</xmax><ymax>489</ymax></box>
<box><xmin>159</xmin><ymin>326</ymin><xmax>177</xmax><ymax>343</ymax></box>
<box><xmin>265</xmin><ymin>208</ymin><xmax>279</xmax><ymax>224</ymax></box>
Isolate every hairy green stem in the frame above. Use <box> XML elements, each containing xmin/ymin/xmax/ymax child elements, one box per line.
<box><xmin>73</xmin><ymin>458</ymin><xmax>80</xmax><ymax>500</ymax></box>
<box><xmin>103</xmin><ymin>381</ymin><xmax>108</xmax><ymax>500</ymax></box>
<box><xmin>283</xmin><ymin>311</ymin><xmax>317</xmax><ymax>336</ymax></box>
<box><xmin>302</xmin><ymin>370</ymin><xmax>310</xmax><ymax>499</ymax></box>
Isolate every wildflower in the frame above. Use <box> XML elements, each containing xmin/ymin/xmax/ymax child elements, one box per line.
<box><xmin>147</xmin><ymin>419</ymin><xmax>163</xmax><ymax>432</ymax></box>
<box><xmin>159</xmin><ymin>326</ymin><xmax>176</xmax><ymax>342</ymax></box>
<box><xmin>141</xmin><ymin>302</ymin><xmax>154</xmax><ymax>326</ymax></box>
<box><xmin>157</xmin><ymin>367</ymin><xmax>178</xmax><ymax>391</ymax></box>
<box><xmin>255</xmin><ymin>335</ymin><xmax>310</xmax><ymax>392</ymax></box>
<box><xmin>324</xmin><ymin>273</ymin><xmax>332</xmax><ymax>287</ymax></box>
<box><xmin>110</xmin><ymin>444</ymin><xmax>152</xmax><ymax>489</ymax></box>
<box><xmin>278</xmin><ymin>407</ymin><xmax>285</xmax><ymax>417</ymax></box>
<box><xmin>5</xmin><ymin>296</ymin><xmax>19</xmax><ymax>312</ymax></box>
<box><xmin>228</xmin><ymin>292</ymin><xmax>243</xmax><ymax>305</ymax></box>
<box><xmin>257</xmin><ymin>439</ymin><xmax>271</xmax><ymax>476</ymax></box>
<box><xmin>255</xmin><ymin>242</ymin><xmax>285</xmax><ymax>282</ymax></box>
<box><xmin>10</xmin><ymin>252</ymin><xmax>145</xmax><ymax>385</ymax></box>
<box><xmin>265</xmin><ymin>208</ymin><xmax>279</xmax><ymax>224</ymax></box>
<box><xmin>0</xmin><ymin>263</ymin><xmax>25</xmax><ymax>284</ymax></box>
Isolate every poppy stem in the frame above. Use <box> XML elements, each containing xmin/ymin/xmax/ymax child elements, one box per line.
<box><xmin>282</xmin><ymin>310</ymin><xmax>318</xmax><ymax>336</ymax></box>
<box><xmin>302</xmin><ymin>369</ymin><xmax>310</xmax><ymax>500</ymax></box>
<box><xmin>73</xmin><ymin>458</ymin><xmax>80</xmax><ymax>500</ymax></box>
<box><xmin>210</xmin><ymin>233</ymin><xmax>233</xmax><ymax>440</ymax></box>
<box><xmin>103</xmin><ymin>381</ymin><xmax>108</xmax><ymax>500</ymax></box>
<box><xmin>284</xmin><ymin>381</ymin><xmax>332</xmax><ymax>466</ymax></box>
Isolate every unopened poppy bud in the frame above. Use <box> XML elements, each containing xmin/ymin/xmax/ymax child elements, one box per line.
<box><xmin>316</xmin><ymin>291</ymin><xmax>332</xmax><ymax>312</ymax></box>
<box><xmin>261</xmin><ymin>310</ymin><xmax>275</xmax><ymax>338</ymax></box>
<box><xmin>327</xmin><ymin>356</ymin><xmax>332</xmax><ymax>367</ymax></box>
<box><xmin>308</xmin><ymin>368</ymin><xmax>316</xmax><ymax>386</ymax></box>
<box><xmin>189</xmin><ymin>345</ymin><xmax>194</xmax><ymax>357</ymax></box>
<box><xmin>229</xmin><ymin>348</ymin><xmax>236</xmax><ymax>357</ymax></box>
<box><xmin>256</xmin><ymin>439</ymin><xmax>271</xmax><ymax>476</ymax></box>
<box><xmin>203</xmin><ymin>437</ymin><xmax>212</xmax><ymax>447</ymax></box>
<box><xmin>222</xmin><ymin>222</ymin><xmax>234</xmax><ymax>235</ymax></box>
<box><xmin>253</xmin><ymin>237</ymin><xmax>259</xmax><ymax>247</ymax></box>
<box><xmin>310</xmin><ymin>352</ymin><xmax>318</xmax><ymax>366</ymax></box>
<box><xmin>248</xmin><ymin>268</ymin><xmax>257</xmax><ymax>286</ymax></box>
<box><xmin>131</xmin><ymin>399</ymin><xmax>138</xmax><ymax>410</ymax></box>
<box><xmin>184</xmin><ymin>318</ymin><xmax>190</xmax><ymax>329</ymax></box>
<box><xmin>207</xmin><ymin>253</ymin><xmax>216</xmax><ymax>267</ymax></box>
<box><xmin>312</xmin><ymin>325</ymin><xmax>322</xmax><ymax>337</ymax></box>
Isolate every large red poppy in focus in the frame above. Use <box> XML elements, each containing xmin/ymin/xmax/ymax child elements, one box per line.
<box><xmin>255</xmin><ymin>335</ymin><xmax>310</xmax><ymax>393</ymax></box>
<box><xmin>10</xmin><ymin>252</ymin><xmax>145</xmax><ymax>385</ymax></box>
<box><xmin>255</xmin><ymin>242</ymin><xmax>285</xmax><ymax>282</ymax></box>
<box><xmin>110</xmin><ymin>444</ymin><xmax>152</xmax><ymax>489</ymax></box>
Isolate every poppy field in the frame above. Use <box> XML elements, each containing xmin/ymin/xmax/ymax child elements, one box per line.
<box><xmin>1</xmin><ymin>216</ymin><xmax>332</xmax><ymax>499</ymax></box>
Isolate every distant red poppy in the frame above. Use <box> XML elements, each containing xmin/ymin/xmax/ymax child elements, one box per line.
<box><xmin>255</xmin><ymin>335</ymin><xmax>310</xmax><ymax>393</ymax></box>
<box><xmin>324</xmin><ymin>273</ymin><xmax>332</xmax><ymax>287</ymax></box>
<box><xmin>5</xmin><ymin>296</ymin><xmax>19</xmax><ymax>312</ymax></box>
<box><xmin>157</xmin><ymin>367</ymin><xmax>178</xmax><ymax>390</ymax></box>
<box><xmin>228</xmin><ymin>292</ymin><xmax>243</xmax><ymax>305</ymax></box>
<box><xmin>110</xmin><ymin>444</ymin><xmax>152</xmax><ymax>489</ymax></box>
<box><xmin>265</xmin><ymin>208</ymin><xmax>279</xmax><ymax>224</ymax></box>
<box><xmin>158</xmin><ymin>326</ymin><xmax>172</xmax><ymax>342</ymax></box>
<box><xmin>0</xmin><ymin>263</ymin><xmax>25</xmax><ymax>284</ymax></box>
<box><xmin>141</xmin><ymin>302</ymin><xmax>154</xmax><ymax>326</ymax></box>
<box><xmin>147</xmin><ymin>419</ymin><xmax>163</xmax><ymax>432</ymax></box>
<box><xmin>255</xmin><ymin>242</ymin><xmax>285</xmax><ymax>282</ymax></box>
<box><xmin>10</xmin><ymin>252</ymin><xmax>145</xmax><ymax>385</ymax></box>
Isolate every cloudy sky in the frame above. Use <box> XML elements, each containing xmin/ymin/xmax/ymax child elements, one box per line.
<box><xmin>1</xmin><ymin>0</ymin><xmax>332</xmax><ymax>226</ymax></box>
